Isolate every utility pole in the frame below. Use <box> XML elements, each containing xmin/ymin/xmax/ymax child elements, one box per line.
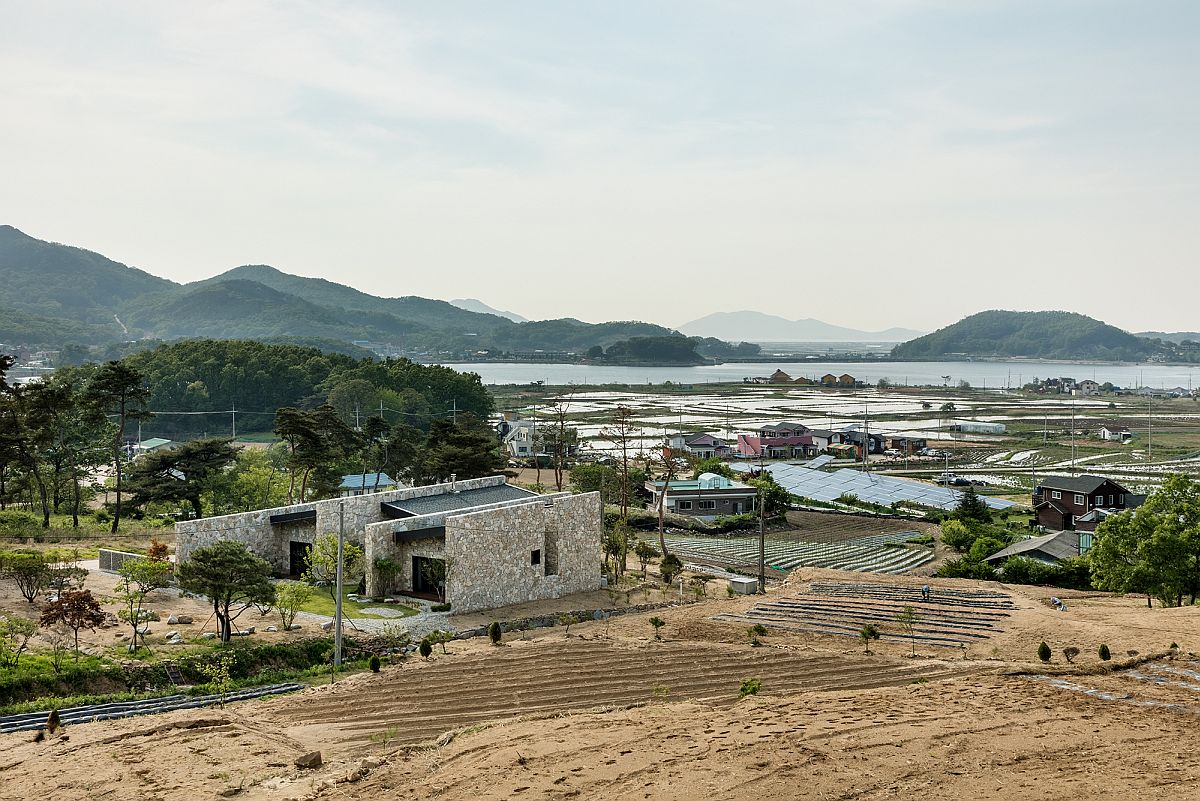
<box><xmin>231</xmin><ymin>401</ymin><xmax>237</xmax><ymax>440</ymax></box>
<box><xmin>1070</xmin><ymin>401</ymin><xmax>1076</xmax><ymax>475</ymax></box>
<box><xmin>1148</xmin><ymin>395</ymin><xmax>1153</xmax><ymax>463</ymax></box>
<box><xmin>334</xmin><ymin>501</ymin><xmax>345</xmax><ymax>668</ymax></box>
<box><xmin>449</xmin><ymin>399</ymin><xmax>458</xmax><ymax>424</ymax></box>
<box><xmin>757</xmin><ymin>446</ymin><xmax>766</xmax><ymax>595</ymax></box>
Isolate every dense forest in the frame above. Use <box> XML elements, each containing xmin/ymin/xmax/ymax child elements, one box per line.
<box><xmin>0</xmin><ymin>342</ymin><xmax>506</xmax><ymax>525</ymax></box>
<box><xmin>891</xmin><ymin>310</ymin><xmax>1168</xmax><ymax>361</ymax></box>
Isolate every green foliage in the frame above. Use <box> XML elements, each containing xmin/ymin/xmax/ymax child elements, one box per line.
<box><xmin>691</xmin><ymin>458</ymin><xmax>733</xmax><ymax>479</ymax></box>
<box><xmin>0</xmin><ymin>614</ymin><xmax>36</xmax><ymax>669</ymax></box>
<box><xmin>0</xmin><ymin>551</ymin><xmax>50</xmax><ymax>603</ymax></box>
<box><xmin>559</xmin><ymin>613</ymin><xmax>580</xmax><ymax>634</ymax></box>
<box><xmin>891</xmin><ymin>310</ymin><xmax>1162</xmax><ymax>361</ymax></box>
<box><xmin>859</xmin><ymin>623</ymin><xmax>880</xmax><ymax>653</ymax></box>
<box><xmin>939</xmin><ymin>520</ymin><xmax>975</xmax><ymax>552</ymax></box>
<box><xmin>748</xmin><ymin>623</ymin><xmax>767</xmax><ymax>646</ymax></box>
<box><xmin>176</xmin><ymin>541</ymin><xmax>275</xmax><ymax>643</ymax></box>
<box><xmin>373</xmin><ymin>558</ymin><xmax>402</xmax><ymax>596</ymax></box>
<box><xmin>649</xmin><ymin>617</ymin><xmax>666</xmax><ymax>639</ymax></box>
<box><xmin>1001</xmin><ymin>556</ymin><xmax>1092</xmax><ymax>590</ymax></box>
<box><xmin>114</xmin><ymin>558</ymin><xmax>172</xmax><ymax>651</ymax></box>
<box><xmin>934</xmin><ymin>557</ymin><xmax>997</xmax><ymax>581</ymax></box>
<box><xmin>953</xmin><ymin>485</ymin><xmax>992</xmax><ymax>526</ymax></box>
<box><xmin>421</xmin><ymin>417</ymin><xmax>507</xmax><ymax>482</ymax></box>
<box><xmin>967</xmin><ymin>535</ymin><xmax>1008</xmax><ymax>563</ymax></box>
<box><xmin>1090</xmin><ymin>474</ymin><xmax>1200</xmax><ymax>606</ymax></box>
<box><xmin>738</xmin><ymin>677</ymin><xmax>762</xmax><ymax>698</ymax></box>
<box><xmin>634</xmin><ymin>539</ymin><xmax>660</xmax><ymax>577</ymax></box>
<box><xmin>274</xmin><ymin>582</ymin><xmax>313</xmax><ymax>630</ymax></box>
<box><xmin>599</xmin><ymin>336</ymin><xmax>704</xmax><ymax>364</ymax></box>
<box><xmin>570</xmin><ymin>463</ymin><xmax>647</xmax><ymax>507</ymax></box>
<box><xmin>1038</xmin><ymin>641</ymin><xmax>1052</xmax><ymax>662</ymax></box>
<box><xmin>368</xmin><ymin>654</ymin><xmax>381</xmax><ymax>672</ymax></box>
<box><xmin>1098</xmin><ymin>643</ymin><xmax>1111</xmax><ymax>661</ymax></box>
<box><xmin>431</xmin><ymin>602</ymin><xmax>452</xmax><ymax>612</ymax></box>
<box><xmin>659</xmin><ymin>553</ymin><xmax>684</xmax><ymax>584</ymax></box>
<box><xmin>303</xmin><ymin>533</ymin><xmax>366</xmax><ymax>600</ymax></box>
<box><xmin>488</xmin><ymin>621</ymin><xmax>502</xmax><ymax>645</ymax></box>
<box><xmin>426</xmin><ymin>629</ymin><xmax>453</xmax><ymax>654</ymax></box>
<box><xmin>126</xmin><ymin>437</ymin><xmax>237</xmax><ymax>519</ymax></box>
<box><xmin>749</xmin><ymin>476</ymin><xmax>791</xmax><ymax>518</ymax></box>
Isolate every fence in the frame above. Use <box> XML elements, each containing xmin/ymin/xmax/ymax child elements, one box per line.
<box><xmin>98</xmin><ymin>548</ymin><xmax>148</xmax><ymax>573</ymax></box>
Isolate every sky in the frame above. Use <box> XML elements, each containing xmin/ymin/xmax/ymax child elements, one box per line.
<box><xmin>1</xmin><ymin>1</ymin><xmax>1197</xmax><ymax>333</ymax></box>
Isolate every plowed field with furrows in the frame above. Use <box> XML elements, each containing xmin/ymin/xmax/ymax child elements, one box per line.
<box><xmin>265</xmin><ymin>640</ymin><xmax>970</xmax><ymax>744</ymax></box>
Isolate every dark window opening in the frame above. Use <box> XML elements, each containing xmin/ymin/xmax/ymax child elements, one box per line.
<box><xmin>531</xmin><ymin>549</ymin><xmax>541</xmax><ymax>566</ymax></box>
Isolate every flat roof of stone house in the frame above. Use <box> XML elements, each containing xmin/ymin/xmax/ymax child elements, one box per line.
<box><xmin>386</xmin><ymin>483</ymin><xmax>537</xmax><ymax>517</ymax></box>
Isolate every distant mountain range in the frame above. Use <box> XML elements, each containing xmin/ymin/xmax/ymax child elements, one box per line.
<box><xmin>0</xmin><ymin>226</ymin><xmax>679</xmax><ymax>354</ymax></box>
<box><xmin>449</xmin><ymin>298</ymin><xmax>528</xmax><ymax>323</ymax></box>
<box><xmin>891</xmin><ymin>310</ymin><xmax>1164</xmax><ymax>361</ymax></box>
<box><xmin>678</xmin><ymin>311</ymin><xmax>924</xmax><ymax>343</ymax></box>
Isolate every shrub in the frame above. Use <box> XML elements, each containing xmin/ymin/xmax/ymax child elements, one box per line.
<box><xmin>426</xmin><ymin>629</ymin><xmax>453</xmax><ymax>654</ymax></box>
<box><xmin>431</xmin><ymin>603</ymin><xmax>452</xmax><ymax>612</ymax></box>
<box><xmin>649</xmin><ymin>617</ymin><xmax>666</xmax><ymax>640</ymax></box>
<box><xmin>488</xmin><ymin>621</ymin><xmax>502</xmax><ymax>645</ymax></box>
<box><xmin>659</xmin><ymin>554</ymin><xmax>683</xmax><ymax>584</ymax></box>
<box><xmin>1170</xmin><ymin>642</ymin><xmax>1179</xmax><ymax>650</ymax></box>
<box><xmin>738</xmin><ymin>677</ymin><xmax>762</xmax><ymax>698</ymax></box>
<box><xmin>559</xmin><ymin>613</ymin><xmax>580</xmax><ymax>635</ymax></box>
<box><xmin>1098</xmin><ymin>643</ymin><xmax>1111</xmax><ymax>661</ymax></box>
<box><xmin>368</xmin><ymin>654</ymin><xmax>381</xmax><ymax>673</ymax></box>
<box><xmin>418</xmin><ymin>639</ymin><xmax>432</xmax><ymax>659</ymax></box>
<box><xmin>1062</xmin><ymin>647</ymin><xmax>1080</xmax><ymax>664</ymax></box>
<box><xmin>939</xmin><ymin>520</ymin><xmax>974</xmax><ymax>552</ymax></box>
<box><xmin>1038</xmin><ymin>641</ymin><xmax>1051</xmax><ymax>662</ymax></box>
<box><xmin>934</xmin><ymin>558</ymin><xmax>997</xmax><ymax>581</ymax></box>
<box><xmin>859</xmin><ymin>623</ymin><xmax>880</xmax><ymax>654</ymax></box>
<box><xmin>748</xmin><ymin>623</ymin><xmax>767</xmax><ymax>646</ymax></box>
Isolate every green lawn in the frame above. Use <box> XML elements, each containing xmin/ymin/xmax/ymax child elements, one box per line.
<box><xmin>289</xmin><ymin>584</ymin><xmax>419</xmax><ymax>620</ymax></box>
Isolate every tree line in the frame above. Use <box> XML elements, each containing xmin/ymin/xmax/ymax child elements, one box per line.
<box><xmin>1</xmin><ymin>343</ymin><xmax>507</xmax><ymax>526</ymax></box>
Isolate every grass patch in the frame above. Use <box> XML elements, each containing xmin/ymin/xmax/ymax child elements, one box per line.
<box><xmin>295</xmin><ymin>588</ymin><xmax>416</xmax><ymax>620</ymax></box>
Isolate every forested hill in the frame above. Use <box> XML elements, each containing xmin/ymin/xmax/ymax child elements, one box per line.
<box><xmin>61</xmin><ymin>339</ymin><xmax>496</xmax><ymax>438</ymax></box>
<box><xmin>891</xmin><ymin>310</ymin><xmax>1161</xmax><ymax>361</ymax></box>
<box><xmin>0</xmin><ymin>225</ymin><xmax>696</xmax><ymax>356</ymax></box>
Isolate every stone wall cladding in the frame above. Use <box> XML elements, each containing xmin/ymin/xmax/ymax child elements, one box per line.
<box><xmin>175</xmin><ymin>476</ymin><xmax>508</xmax><ymax>573</ymax></box>
<box><xmin>444</xmin><ymin>491</ymin><xmax>603</xmax><ymax>615</ymax></box>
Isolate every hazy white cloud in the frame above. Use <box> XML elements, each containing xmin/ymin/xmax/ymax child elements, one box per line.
<box><xmin>0</xmin><ymin>1</ymin><xmax>1197</xmax><ymax>332</ymax></box>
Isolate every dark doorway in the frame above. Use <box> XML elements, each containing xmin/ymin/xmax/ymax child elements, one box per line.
<box><xmin>412</xmin><ymin>556</ymin><xmax>445</xmax><ymax>600</ymax></box>
<box><xmin>289</xmin><ymin>541</ymin><xmax>311</xmax><ymax>577</ymax></box>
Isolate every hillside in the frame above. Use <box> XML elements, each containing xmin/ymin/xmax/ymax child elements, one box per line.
<box><xmin>0</xmin><ymin>225</ymin><xmax>175</xmax><ymax>324</ymax></box>
<box><xmin>0</xmin><ymin>304</ymin><xmax>123</xmax><ymax>346</ymax></box>
<box><xmin>892</xmin><ymin>310</ymin><xmax>1159</xmax><ymax>361</ymax></box>
<box><xmin>0</xmin><ymin>227</ymin><xmax>700</xmax><ymax>357</ymax></box>
<box><xmin>679</xmin><ymin>310</ymin><xmax>923</xmax><ymax>342</ymax></box>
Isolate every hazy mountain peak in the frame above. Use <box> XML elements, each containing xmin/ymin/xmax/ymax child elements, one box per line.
<box><xmin>678</xmin><ymin>310</ymin><xmax>924</xmax><ymax>342</ymax></box>
<box><xmin>450</xmin><ymin>298</ymin><xmax>529</xmax><ymax>322</ymax></box>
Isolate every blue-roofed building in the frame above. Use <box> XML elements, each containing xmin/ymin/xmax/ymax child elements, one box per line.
<box><xmin>339</xmin><ymin>473</ymin><xmax>398</xmax><ymax>497</ymax></box>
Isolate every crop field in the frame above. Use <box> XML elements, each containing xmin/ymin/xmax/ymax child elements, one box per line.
<box><xmin>262</xmin><ymin>637</ymin><xmax>970</xmax><ymax>748</ymax></box>
<box><xmin>713</xmin><ymin>581</ymin><xmax>1014</xmax><ymax>647</ymax></box>
<box><xmin>663</xmin><ymin>530</ymin><xmax>935</xmax><ymax>575</ymax></box>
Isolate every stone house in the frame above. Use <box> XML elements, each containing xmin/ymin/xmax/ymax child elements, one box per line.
<box><xmin>175</xmin><ymin>475</ymin><xmax>603</xmax><ymax>615</ymax></box>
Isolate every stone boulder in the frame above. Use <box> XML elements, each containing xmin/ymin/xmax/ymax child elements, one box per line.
<box><xmin>295</xmin><ymin>751</ymin><xmax>322</xmax><ymax>769</ymax></box>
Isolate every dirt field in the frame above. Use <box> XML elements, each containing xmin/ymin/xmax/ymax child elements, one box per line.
<box><xmin>5</xmin><ymin>569</ymin><xmax>1200</xmax><ymax>800</ymax></box>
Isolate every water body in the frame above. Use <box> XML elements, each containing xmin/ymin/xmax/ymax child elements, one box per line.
<box><xmin>443</xmin><ymin>360</ymin><xmax>1200</xmax><ymax>389</ymax></box>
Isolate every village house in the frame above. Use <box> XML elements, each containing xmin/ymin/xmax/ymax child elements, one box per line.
<box><xmin>769</xmin><ymin>369</ymin><xmax>793</xmax><ymax>383</ymax></box>
<box><xmin>499</xmin><ymin>419</ymin><xmax>578</xmax><ymax>461</ymax></box>
<box><xmin>820</xmin><ymin>373</ymin><xmax>838</xmax><ymax>387</ymax></box>
<box><xmin>889</xmin><ymin>436</ymin><xmax>928</xmax><ymax>455</ymax></box>
<box><xmin>984</xmin><ymin>530</ymin><xmax>1084</xmax><ymax>566</ymax></box>
<box><xmin>757</xmin><ymin>422</ymin><xmax>810</xmax><ymax>439</ymax></box>
<box><xmin>339</xmin><ymin>473</ymin><xmax>398</xmax><ymax>497</ymax></box>
<box><xmin>175</xmin><ymin>475</ymin><xmax>603</xmax><ymax>614</ymax></box>
<box><xmin>1032</xmin><ymin>474</ymin><xmax>1142</xmax><ymax>532</ymax></box>
<box><xmin>1097</xmin><ymin>423</ymin><xmax>1133</xmax><ymax>442</ymax></box>
<box><xmin>667</xmin><ymin>432</ymin><xmax>730</xmax><ymax>459</ymax></box>
<box><xmin>1075</xmin><ymin>379</ymin><xmax>1100</xmax><ymax>396</ymax></box>
<box><xmin>646</xmin><ymin>472</ymin><xmax>757</xmax><ymax>519</ymax></box>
